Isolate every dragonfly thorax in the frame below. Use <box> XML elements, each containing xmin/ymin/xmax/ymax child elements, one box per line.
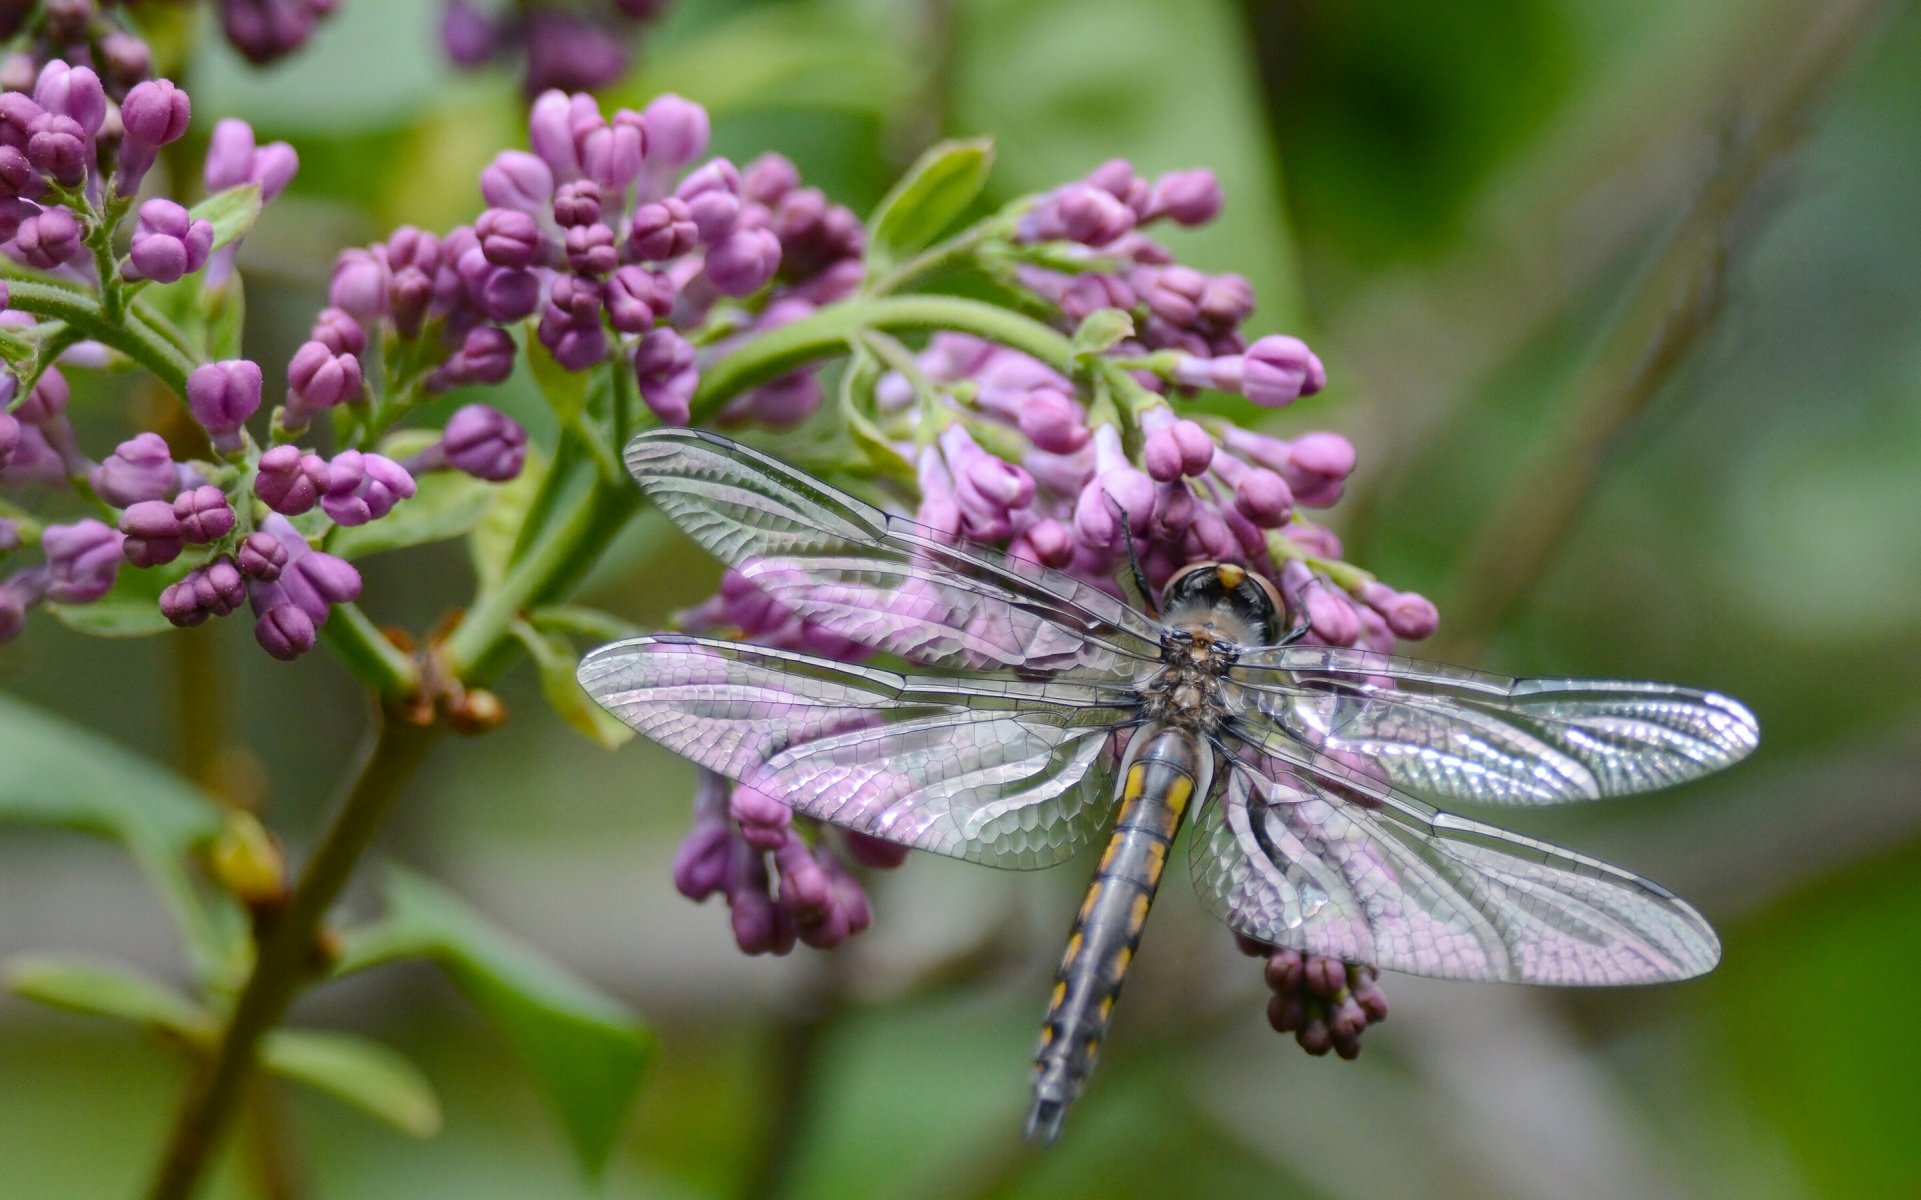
<box><xmin>1142</xmin><ymin>626</ymin><xmax>1243</xmax><ymax>730</ymax></box>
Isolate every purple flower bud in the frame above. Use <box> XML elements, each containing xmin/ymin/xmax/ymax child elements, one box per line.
<box><xmin>119</xmin><ymin>499</ymin><xmax>184</xmax><ymax>567</ymax></box>
<box><xmin>42</xmin><ymin>519</ymin><xmax>122</xmax><ymax>602</ymax></box>
<box><xmin>283</xmin><ymin>341</ymin><xmax>362</xmax><ymax>426</ymax></box>
<box><xmin>1197</xmin><ymin>274</ymin><xmax>1254</xmax><ymax>328</ymax></box>
<box><xmin>524</xmin><ymin>16</ymin><xmax>628</xmax><ymax>98</ymax></box>
<box><xmin>0</xmin><ymin>409</ymin><xmax>15</xmax><ymax>470</ymax></box>
<box><xmin>385</xmin><ymin>225</ymin><xmax>442</xmax><ymax>275</ymax></box>
<box><xmin>320</xmin><ymin>450</ymin><xmax>415</xmax><ymax>526</ymax></box>
<box><xmin>173</xmin><ymin>485</ymin><xmax>235</xmax><ymax>543</ymax></box>
<box><xmin>1015</xmin><ymin>387</ymin><xmax>1090</xmax><ymax>455</ymax></box>
<box><xmin>430</xmin><ymin>324</ymin><xmax>517</xmax><ymax>389</ymax></box>
<box><xmin>0</xmin><ymin>145</ymin><xmax>31</xmax><ymax>197</ymax></box>
<box><xmin>672</xmin><ymin>823</ymin><xmax>732</xmax><ymax>900</ymax></box>
<box><xmin>742</xmin><ymin>152</ymin><xmax>799</xmax><ymax>205</ymax></box>
<box><xmin>127</xmin><ymin>198</ymin><xmax>214</xmax><ymax>284</ymax></box>
<box><xmin>253</xmin><ymin>444</ymin><xmax>328</xmax><ymax>515</ymax></box>
<box><xmin>26</xmin><ymin>112</ymin><xmax>87</xmax><ymax>186</ymax></box>
<box><xmin>1358</xmin><ymin>580</ymin><xmax>1438</xmax><ymax>641</ymax></box>
<box><xmin>438</xmin><ymin>404</ymin><xmax>527</xmax><ymax>482</ymax></box>
<box><xmin>1232</xmin><ymin>467</ymin><xmax>1293</xmax><ymax>527</ymax></box>
<box><xmin>526</xmin><ymin>89</ymin><xmax>583</xmax><ymax>178</ymax></box>
<box><xmin>328</xmin><ymin>248</ymin><xmax>388</xmax><ymax>318</ymax></box>
<box><xmin>551</xmin><ymin>180</ymin><xmax>601</xmax><ymax>229</ymax></box>
<box><xmin>1143</xmin><ymin>417</ymin><xmax>1214</xmax><ymax>481</ymax></box>
<box><xmin>160</xmin><ymin>558</ymin><xmax>246</xmax><ymax>627</ymax></box>
<box><xmin>1280</xmin><ymin>562</ymin><xmax>1360</xmax><ymax>646</ymax></box>
<box><xmin>92</xmin><ymin>432</ymin><xmax>177</xmax><ymax>506</ymax></box>
<box><xmin>1009</xmin><ymin>517</ymin><xmax>1076</xmax><ymax>570</ymax></box>
<box><xmin>33</xmin><ymin>61</ymin><xmax>105</xmax><ymax>136</ymax></box>
<box><xmin>1240</xmin><ymin>335</ymin><xmax>1326</xmax><ymax>408</ymax></box>
<box><xmin>640</xmin><ymin>93</ymin><xmax>709</xmax><ymax>168</ymax></box>
<box><xmin>633</xmin><ymin>328</ymin><xmax>696</xmax><ymax>425</ymax></box>
<box><xmin>480</xmin><ymin>150</ymin><xmax>554</xmax><ymax>213</ymax></box>
<box><xmin>730</xmin><ymin>783</ymin><xmax>791</xmax><ymax>851</ymax></box>
<box><xmin>1054</xmin><ymin>184</ymin><xmax>1134</xmax><ymax>246</ymax></box>
<box><xmin>13</xmin><ymin>206</ymin><xmax>83</xmax><ymax>268</ymax></box>
<box><xmin>704</xmin><ymin>227</ymin><xmax>780</xmax><ymax>296</ymax></box>
<box><xmin>202</xmin><ymin>117</ymin><xmax>256</xmax><ymax>190</ymax></box>
<box><xmin>101</xmin><ymin>33</ymin><xmax>153</xmax><ymax>90</ymax></box>
<box><xmin>237</xmin><ymin>531</ymin><xmax>287</xmax><ymax>581</ymax></box>
<box><xmin>309</xmin><ymin>307</ymin><xmax>365</xmax><ymax>356</ymax></box>
<box><xmin>120</xmin><ymin>79</ymin><xmax>191</xmax><ymax>147</ymax></box>
<box><xmin>1088</xmin><ymin>159</ymin><xmax>1149</xmax><ymax>213</ymax></box>
<box><xmin>564</xmin><ymin>221</ymin><xmax>618</xmax><ymax>276</ymax></box>
<box><xmin>580</xmin><ymin>110</ymin><xmax>644</xmax><ymax>192</ymax></box>
<box><xmin>724</xmin><ymin>372</ymin><xmax>820</xmax><ymax>430</ymax></box>
<box><xmin>475</xmin><ymin>206</ymin><xmax>540</xmax><ymax>268</ymax></box>
<box><xmin>1146</xmin><ymin>169</ymin><xmax>1222</xmax><ymax>225</ymax></box>
<box><xmin>469</xmin><ymin>261</ymin><xmax>540</xmax><ymax>324</ymax></box>
<box><xmin>843</xmin><ymin>831</ymin><xmax>910</xmax><ymax>870</ymax></box>
<box><xmin>1283</xmin><ymin>432</ymin><xmax>1355</xmax><ymax>507</ymax></box>
<box><xmin>12</xmin><ymin>366</ymin><xmax>66</xmax><ymax>425</ymax></box>
<box><xmin>439</xmin><ymin>0</ymin><xmax>497</xmax><ymax>66</ymax></box>
<box><xmin>221</xmin><ymin>0</ymin><xmax>320</xmax><ymax>66</ymax></box>
<box><xmin>627</xmin><ymin>197</ymin><xmax>698</xmax><ymax>261</ymax></box>
<box><xmin>603</xmin><ymin>264</ymin><xmax>671</xmax><ymax>334</ymax></box>
<box><xmin>254</xmin><ymin>602</ymin><xmax>315</xmax><ymax>660</ymax></box>
<box><xmin>0</xmin><ymin>572</ymin><xmax>34</xmax><ymax>644</ymax></box>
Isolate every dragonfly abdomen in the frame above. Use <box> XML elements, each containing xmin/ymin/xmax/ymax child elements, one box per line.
<box><xmin>1027</xmin><ymin>726</ymin><xmax>1205</xmax><ymax>1144</ymax></box>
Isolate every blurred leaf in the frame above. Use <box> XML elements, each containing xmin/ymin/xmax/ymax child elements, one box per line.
<box><xmin>528</xmin><ymin>605</ymin><xmax>644</xmax><ymax>644</ymax></box>
<box><xmin>331</xmin><ymin>471</ymin><xmax>495</xmax><ymax>560</ymax></box>
<box><xmin>46</xmin><ymin>558</ymin><xmax>187</xmax><ymax>638</ymax></box>
<box><xmin>512</xmin><ymin>622</ymin><xmax>634</xmax><ymax>749</ymax></box>
<box><xmin>262</xmin><ymin>1028</ymin><xmax>443</xmax><ymax>1139</ymax></box>
<box><xmin>6</xmin><ymin>956</ymin><xmax>209</xmax><ymax>1035</ymax></box>
<box><xmin>525</xmin><ymin>330</ymin><xmax>588</xmax><ymax>428</ymax></box>
<box><xmin>469</xmin><ymin>442</ymin><xmax>550</xmax><ymax>593</ymax></box>
<box><xmin>190</xmin><ymin>184</ymin><xmax>263</xmax><ymax>254</ymax></box>
<box><xmin>1072</xmin><ymin>307</ymin><xmax>1135</xmax><ymax>356</ymax></box>
<box><xmin>0</xmin><ymin>691</ymin><xmax>230</xmax><ymax>978</ymax></box>
<box><xmin>614</xmin><ymin>5</ymin><xmax>911</xmax><ymax>117</ymax></box>
<box><xmin>867</xmin><ymin>138</ymin><xmax>995</xmax><ymax>270</ymax></box>
<box><xmin>338</xmin><ymin>868</ymin><xmax>652</xmax><ymax>1178</ymax></box>
<box><xmin>203</xmin><ymin>275</ymin><xmax>245</xmax><ymax>362</ymax></box>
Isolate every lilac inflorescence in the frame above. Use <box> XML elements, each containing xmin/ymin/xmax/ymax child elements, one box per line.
<box><xmin>1237</xmin><ymin>935</ymin><xmax>1389</xmax><ymax>1059</ymax></box>
<box><xmin>439</xmin><ymin>0</ymin><xmax>672</xmax><ymax>96</ymax></box>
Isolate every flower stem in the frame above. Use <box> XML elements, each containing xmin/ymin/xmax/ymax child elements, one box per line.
<box><xmin>143</xmin><ymin>714</ymin><xmax>439</xmax><ymax>1200</ymax></box>
<box><xmin>317</xmin><ymin>602</ymin><xmax>419</xmax><ymax>701</ymax></box>
<box><xmin>2</xmin><ymin>276</ymin><xmax>198</xmax><ymax>397</ymax></box>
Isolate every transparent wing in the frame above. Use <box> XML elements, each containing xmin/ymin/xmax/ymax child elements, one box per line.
<box><xmin>626</xmin><ymin>428</ymin><xmax>1163</xmax><ymax>677</ymax></box>
<box><xmin>1228</xmin><ymin>645</ymin><xmax>1758</xmax><ymax>806</ymax></box>
<box><xmin>1188</xmin><ymin>742</ymin><xmax>1720</xmax><ymax>984</ymax></box>
<box><xmin>579</xmin><ymin>635</ymin><xmax>1135</xmax><ymax>868</ymax></box>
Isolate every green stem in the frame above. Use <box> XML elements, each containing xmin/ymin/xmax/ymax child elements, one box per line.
<box><xmin>316</xmin><ymin>603</ymin><xmax>419</xmax><ymax>701</ymax></box>
<box><xmin>143</xmin><ymin>716</ymin><xmax>440</xmax><ymax>1200</ymax></box>
<box><xmin>3</xmin><ymin>277</ymin><xmax>198</xmax><ymax>397</ymax></box>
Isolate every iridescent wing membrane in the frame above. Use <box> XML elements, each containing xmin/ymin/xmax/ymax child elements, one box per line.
<box><xmin>581</xmin><ymin>429</ymin><xmax>1757</xmax><ymax>983</ymax></box>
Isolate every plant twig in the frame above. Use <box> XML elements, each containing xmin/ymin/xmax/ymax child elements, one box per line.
<box><xmin>142</xmin><ymin>715</ymin><xmax>439</xmax><ymax>1200</ymax></box>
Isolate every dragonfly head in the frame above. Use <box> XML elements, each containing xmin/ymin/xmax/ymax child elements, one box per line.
<box><xmin>1162</xmin><ymin>561</ymin><xmax>1284</xmax><ymax>646</ymax></box>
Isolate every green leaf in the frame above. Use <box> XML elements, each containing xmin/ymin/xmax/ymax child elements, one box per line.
<box><xmin>0</xmin><ymin>692</ymin><xmax>232</xmax><ymax>980</ymax></box>
<box><xmin>528</xmin><ymin>605</ymin><xmax>643</xmax><ymax>644</ymax></box>
<box><xmin>469</xmin><ymin>441</ymin><xmax>550</xmax><ymax>593</ymax></box>
<box><xmin>1071</xmin><ymin>307</ymin><xmax>1135</xmax><ymax>357</ymax></box>
<box><xmin>338</xmin><ymin>868</ymin><xmax>652</xmax><ymax>1177</ymax></box>
<box><xmin>867</xmin><ymin>138</ymin><xmax>995</xmax><ymax>270</ymax></box>
<box><xmin>203</xmin><ymin>273</ymin><xmax>245</xmax><ymax>362</ymax></box>
<box><xmin>525</xmin><ymin>331</ymin><xmax>619</xmax><ymax>481</ymax></box>
<box><xmin>46</xmin><ymin>558</ymin><xmax>188</xmax><ymax>638</ymax></box>
<box><xmin>513</xmin><ymin>622</ymin><xmax>633</xmax><ymax>749</ymax></box>
<box><xmin>6</xmin><ymin>955</ymin><xmax>209</xmax><ymax>1035</ymax></box>
<box><xmin>331</xmin><ymin>466</ymin><xmax>495</xmax><ymax>560</ymax></box>
<box><xmin>262</xmin><ymin>1028</ymin><xmax>442</xmax><ymax>1139</ymax></box>
<box><xmin>189</xmin><ymin>184</ymin><xmax>264</xmax><ymax>253</ymax></box>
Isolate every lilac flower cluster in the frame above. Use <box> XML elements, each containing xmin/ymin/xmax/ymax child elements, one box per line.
<box><xmin>441</xmin><ymin>0</ymin><xmax>669</xmax><ymax>95</ymax></box>
<box><xmin>0</xmin><ymin>0</ymin><xmax>333</xmax><ymax>95</ymax></box>
<box><xmin>1237</xmin><ymin>935</ymin><xmax>1389</xmax><ymax>1059</ymax></box>
<box><xmin>0</xmin><ymin>65</ymin><xmax>528</xmax><ymax>659</ymax></box>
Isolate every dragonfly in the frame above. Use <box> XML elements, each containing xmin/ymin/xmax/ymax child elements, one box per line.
<box><xmin>578</xmin><ymin>427</ymin><xmax>1759</xmax><ymax>1144</ymax></box>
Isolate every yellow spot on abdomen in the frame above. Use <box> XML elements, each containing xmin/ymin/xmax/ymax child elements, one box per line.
<box><xmin>1079</xmin><ymin>882</ymin><xmax>1102</xmax><ymax>923</ymax></box>
<box><xmin>1049</xmin><ymin>980</ymin><xmax>1066</xmax><ymax>1013</ymax></box>
<box><xmin>1064</xmin><ymin>931</ymin><xmax>1084</xmax><ymax>966</ymax></box>
<box><xmin>1128</xmin><ymin>892</ymin><xmax>1150</xmax><ymax>933</ymax></box>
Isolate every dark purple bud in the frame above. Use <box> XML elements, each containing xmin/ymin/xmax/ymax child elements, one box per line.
<box><xmin>319</xmin><ymin>450</ymin><xmax>415</xmax><ymax>526</ymax></box>
<box><xmin>237</xmin><ymin>531</ymin><xmax>287</xmax><ymax>581</ymax></box>
<box><xmin>34</xmin><ymin>61</ymin><xmax>105</xmax><ymax>136</ymax></box>
<box><xmin>127</xmin><ymin>198</ymin><xmax>214</xmax><ymax>284</ymax></box>
<box><xmin>120</xmin><ymin>79</ymin><xmax>191</xmax><ymax>146</ymax></box>
<box><xmin>472</xmin><ymin>263</ymin><xmax>539</xmax><ymax>323</ymax></box>
<box><xmin>730</xmin><ymin>783</ymin><xmax>792</xmax><ymax>851</ymax></box>
<box><xmin>290</xmin><ymin>544</ymin><xmax>360</xmax><ymax>605</ymax></box>
<box><xmin>0</xmin><ymin>91</ymin><xmax>42</xmax><ymax>150</ymax></box>
<box><xmin>480</xmin><ymin>150</ymin><xmax>553</xmax><ymax>213</ymax></box>
<box><xmin>627</xmin><ymin>197</ymin><xmax>698</xmax><ymax>261</ymax></box>
<box><xmin>439</xmin><ymin>0</ymin><xmax>497</xmax><ymax>66</ymax></box>
<box><xmin>14</xmin><ymin>206</ymin><xmax>82</xmax><ymax>268</ymax></box>
<box><xmin>284</xmin><ymin>341</ymin><xmax>362</xmax><ymax>425</ymax></box>
<box><xmin>604</xmin><ymin>264</ymin><xmax>671</xmax><ymax>333</ymax></box>
<box><xmin>523</xmin><ymin>14</ymin><xmax>628</xmax><ymax>96</ymax></box>
<box><xmin>1146</xmin><ymin>169</ymin><xmax>1221</xmax><ymax>225</ymax></box>
<box><xmin>0</xmin><ymin>145</ymin><xmax>31</xmax><ymax>197</ymax></box>
<box><xmin>0</xmin><ymin>408</ymin><xmax>15</xmax><ymax>470</ymax></box>
<box><xmin>119</xmin><ymin>499</ymin><xmax>184</xmax><ymax>567</ymax></box>
<box><xmin>475</xmin><ymin>206</ymin><xmax>540</xmax><ymax>268</ymax></box>
<box><xmin>42</xmin><ymin>519</ymin><xmax>122</xmax><ymax>602</ymax></box>
<box><xmin>552</xmin><ymin>180</ymin><xmax>601</xmax><ymax>228</ymax></box>
<box><xmin>639</xmin><ymin>93</ymin><xmax>708</xmax><ymax>168</ymax></box>
<box><xmin>430</xmin><ymin>324</ymin><xmax>517</xmax><ymax>390</ymax></box>
<box><xmin>161</xmin><ymin>557</ymin><xmax>246</xmax><ymax>626</ymax></box>
<box><xmin>327</xmin><ymin>248</ymin><xmax>388</xmax><ymax>318</ymax></box>
<box><xmin>385</xmin><ymin>225</ymin><xmax>441</xmax><ymax>275</ymax></box>
<box><xmin>564</xmin><ymin>222</ymin><xmax>618</xmax><ymax>276</ymax></box>
<box><xmin>439</xmin><ymin>404</ymin><xmax>526</xmax><ymax>481</ymax></box>
<box><xmin>101</xmin><ymin>33</ymin><xmax>153</xmax><ymax>89</ymax></box>
<box><xmin>1241</xmin><ymin>335</ymin><xmax>1325</xmax><ymax>408</ymax></box>
<box><xmin>741</xmin><ymin>152</ymin><xmax>799</xmax><ymax>206</ymax></box>
<box><xmin>309</xmin><ymin>307</ymin><xmax>365</xmax><ymax>356</ymax></box>
<box><xmin>632</xmin><ymin>328</ymin><xmax>695</xmax><ymax>425</ymax></box>
<box><xmin>843</xmin><ymin>832</ymin><xmax>911</xmax><ymax>870</ymax></box>
<box><xmin>26</xmin><ymin>113</ymin><xmax>87</xmax><ymax>186</ymax></box>
<box><xmin>704</xmin><ymin>227</ymin><xmax>780</xmax><ymax>296</ymax></box>
<box><xmin>44</xmin><ymin>0</ymin><xmax>93</xmax><ymax>44</ymax></box>
<box><xmin>387</xmin><ymin>268</ymin><xmax>433</xmax><ymax>338</ymax></box>
<box><xmin>253</xmin><ymin>444</ymin><xmax>328</xmax><ymax>515</ymax></box>
<box><xmin>173</xmin><ymin>485</ymin><xmax>235</xmax><ymax>543</ymax></box>
<box><xmin>220</xmin><ymin>0</ymin><xmax>319</xmax><ymax>66</ymax></box>
<box><xmin>92</xmin><ymin>432</ymin><xmax>176</xmax><ymax>506</ymax></box>
<box><xmin>254</xmin><ymin>603</ymin><xmax>315</xmax><ymax>660</ymax></box>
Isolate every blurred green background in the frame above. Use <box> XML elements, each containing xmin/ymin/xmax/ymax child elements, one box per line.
<box><xmin>4</xmin><ymin>0</ymin><xmax>1921</xmax><ymax>1196</ymax></box>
